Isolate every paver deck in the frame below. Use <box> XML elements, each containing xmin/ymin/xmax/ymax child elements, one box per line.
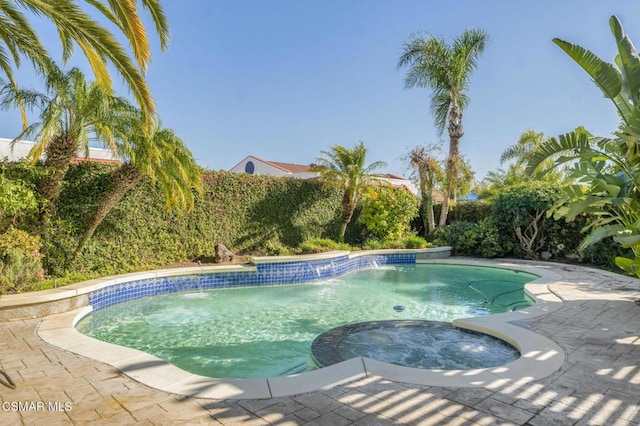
<box><xmin>1</xmin><ymin>259</ymin><xmax>639</xmax><ymax>425</ymax></box>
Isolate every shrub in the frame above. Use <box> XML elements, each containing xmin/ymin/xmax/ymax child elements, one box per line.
<box><xmin>447</xmin><ymin>200</ymin><xmax>491</xmax><ymax>223</ymax></box>
<box><xmin>430</xmin><ymin>221</ymin><xmax>476</xmax><ymax>248</ymax></box>
<box><xmin>359</xmin><ymin>187</ymin><xmax>418</xmax><ymax>241</ymax></box>
<box><xmin>263</xmin><ymin>240</ymin><xmax>291</xmax><ymax>256</ymax></box>
<box><xmin>455</xmin><ymin>218</ymin><xmax>514</xmax><ymax>258</ymax></box>
<box><xmin>491</xmin><ymin>182</ymin><xmax>561</xmax><ymax>258</ymax></box>
<box><xmin>0</xmin><ymin>228</ymin><xmax>44</xmax><ymax>294</ymax></box>
<box><xmin>0</xmin><ymin>176</ymin><xmax>38</xmax><ymax>230</ymax></box>
<box><xmin>401</xmin><ymin>235</ymin><xmax>430</xmax><ymax>249</ymax></box>
<box><xmin>40</xmin><ymin>273</ymin><xmax>92</xmax><ymax>290</ymax></box>
<box><xmin>362</xmin><ymin>239</ymin><xmax>384</xmax><ymax>250</ymax></box>
<box><xmin>298</xmin><ymin>238</ymin><xmax>350</xmax><ymax>254</ymax></box>
<box><xmin>362</xmin><ymin>235</ymin><xmax>429</xmax><ymax>250</ymax></box>
<box><xmin>429</xmin><ymin>219</ymin><xmax>511</xmax><ymax>258</ymax></box>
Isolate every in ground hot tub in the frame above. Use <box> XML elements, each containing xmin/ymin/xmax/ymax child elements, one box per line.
<box><xmin>311</xmin><ymin>320</ymin><xmax>520</xmax><ymax>370</ymax></box>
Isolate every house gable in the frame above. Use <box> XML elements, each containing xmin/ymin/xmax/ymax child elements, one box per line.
<box><xmin>229</xmin><ymin>155</ymin><xmax>317</xmax><ymax>178</ymax></box>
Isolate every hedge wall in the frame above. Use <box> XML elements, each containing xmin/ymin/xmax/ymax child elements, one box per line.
<box><xmin>47</xmin><ymin>163</ymin><xmax>346</xmax><ymax>276</ymax></box>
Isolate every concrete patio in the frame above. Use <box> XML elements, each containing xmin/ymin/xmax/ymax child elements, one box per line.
<box><xmin>1</xmin><ymin>259</ymin><xmax>639</xmax><ymax>425</ymax></box>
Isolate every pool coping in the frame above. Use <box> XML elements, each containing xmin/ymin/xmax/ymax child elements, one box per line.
<box><xmin>36</xmin><ymin>257</ymin><xmax>566</xmax><ymax>400</ymax></box>
<box><xmin>0</xmin><ymin>248</ymin><xmax>451</xmax><ymax>310</ymax></box>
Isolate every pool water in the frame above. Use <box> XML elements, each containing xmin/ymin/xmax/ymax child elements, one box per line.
<box><xmin>76</xmin><ymin>264</ymin><xmax>536</xmax><ymax>379</ymax></box>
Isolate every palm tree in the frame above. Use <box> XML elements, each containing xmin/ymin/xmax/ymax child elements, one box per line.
<box><xmin>409</xmin><ymin>145</ymin><xmax>442</xmax><ymax>235</ymax></box>
<box><xmin>72</xmin><ymin>118</ymin><xmax>202</xmax><ymax>261</ymax></box>
<box><xmin>0</xmin><ymin>65</ymin><xmax>136</xmax><ymax>232</ymax></box>
<box><xmin>475</xmin><ymin>130</ymin><xmax>567</xmax><ymax>198</ymax></box>
<box><xmin>311</xmin><ymin>142</ymin><xmax>386</xmax><ymax>242</ymax></box>
<box><xmin>501</xmin><ymin>130</ymin><xmax>564</xmax><ymax>176</ymax></box>
<box><xmin>398</xmin><ymin>28</ymin><xmax>489</xmax><ymax>226</ymax></box>
<box><xmin>0</xmin><ymin>0</ymin><xmax>169</xmax><ymax>120</ymax></box>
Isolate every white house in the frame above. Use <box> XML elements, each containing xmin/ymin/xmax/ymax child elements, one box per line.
<box><xmin>229</xmin><ymin>155</ymin><xmax>422</xmax><ymax>196</ymax></box>
<box><xmin>228</xmin><ymin>156</ymin><xmax>320</xmax><ymax>179</ymax></box>
<box><xmin>0</xmin><ymin>138</ymin><xmax>120</xmax><ymax>164</ymax></box>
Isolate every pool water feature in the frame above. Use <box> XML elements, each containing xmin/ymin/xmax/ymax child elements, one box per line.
<box><xmin>75</xmin><ymin>264</ymin><xmax>537</xmax><ymax>379</ymax></box>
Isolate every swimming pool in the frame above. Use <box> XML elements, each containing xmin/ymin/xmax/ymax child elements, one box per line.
<box><xmin>76</xmin><ymin>264</ymin><xmax>536</xmax><ymax>379</ymax></box>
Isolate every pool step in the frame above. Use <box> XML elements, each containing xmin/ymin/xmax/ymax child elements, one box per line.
<box><xmin>278</xmin><ymin>361</ymin><xmax>309</xmax><ymax>376</ymax></box>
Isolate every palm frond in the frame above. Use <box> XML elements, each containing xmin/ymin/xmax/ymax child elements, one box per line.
<box><xmin>609</xmin><ymin>16</ymin><xmax>640</xmax><ymax>105</ymax></box>
<box><xmin>526</xmin><ymin>129</ymin><xmax>591</xmax><ymax>174</ymax></box>
<box><xmin>553</xmin><ymin>38</ymin><xmax>627</xmax><ymax>119</ymax></box>
<box><xmin>430</xmin><ymin>89</ymin><xmax>450</xmax><ymax>135</ymax></box>
<box><xmin>140</xmin><ymin>0</ymin><xmax>170</xmax><ymax>50</ymax></box>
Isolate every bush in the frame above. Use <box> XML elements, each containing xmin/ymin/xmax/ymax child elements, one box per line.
<box><xmin>455</xmin><ymin>218</ymin><xmax>514</xmax><ymax>258</ymax></box>
<box><xmin>359</xmin><ymin>187</ymin><xmax>418</xmax><ymax>241</ymax></box>
<box><xmin>491</xmin><ymin>182</ymin><xmax>561</xmax><ymax>258</ymax></box>
<box><xmin>0</xmin><ymin>228</ymin><xmax>44</xmax><ymax>294</ymax></box>
<box><xmin>362</xmin><ymin>235</ymin><xmax>429</xmax><ymax>250</ymax></box>
<box><xmin>430</xmin><ymin>221</ymin><xmax>476</xmax><ymax>248</ymax></box>
<box><xmin>401</xmin><ymin>235</ymin><xmax>430</xmax><ymax>249</ymax></box>
<box><xmin>298</xmin><ymin>238</ymin><xmax>350</xmax><ymax>254</ymax></box>
<box><xmin>262</xmin><ymin>240</ymin><xmax>291</xmax><ymax>256</ymax></box>
<box><xmin>40</xmin><ymin>273</ymin><xmax>92</xmax><ymax>290</ymax></box>
<box><xmin>447</xmin><ymin>201</ymin><xmax>492</xmax><ymax>223</ymax></box>
<box><xmin>0</xmin><ymin>176</ymin><xmax>38</xmax><ymax>230</ymax></box>
<box><xmin>0</xmin><ymin>227</ymin><xmax>42</xmax><ymax>255</ymax></box>
<box><xmin>429</xmin><ymin>219</ymin><xmax>511</xmax><ymax>258</ymax></box>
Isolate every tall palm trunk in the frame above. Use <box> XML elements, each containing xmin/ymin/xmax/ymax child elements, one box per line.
<box><xmin>71</xmin><ymin>164</ymin><xmax>142</xmax><ymax>262</ymax></box>
<box><xmin>439</xmin><ymin>101</ymin><xmax>464</xmax><ymax>227</ymax></box>
<box><xmin>410</xmin><ymin>146</ymin><xmax>439</xmax><ymax>235</ymax></box>
<box><xmin>37</xmin><ymin>135</ymin><xmax>77</xmax><ymax>236</ymax></box>
<box><xmin>419</xmin><ymin>177</ymin><xmax>435</xmax><ymax>235</ymax></box>
<box><xmin>339</xmin><ymin>192</ymin><xmax>357</xmax><ymax>242</ymax></box>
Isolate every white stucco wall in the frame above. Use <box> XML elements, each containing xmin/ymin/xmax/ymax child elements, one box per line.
<box><xmin>0</xmin><ymin>138</ymin><xmax>118</xmax><ymax>162</ymax></box>
<box><xmin>229</xmin><ymin>156</ymin><xmax>292</xmax><ymax>177</ymax></box>
<box><xmin>0</xmin><ymin>139</ymin><xmax>35</xmax><ymax>161</ymax></box>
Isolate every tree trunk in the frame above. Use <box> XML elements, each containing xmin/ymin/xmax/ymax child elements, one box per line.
<box><xmin>37</xmin><ymin>135</ymin><xmax>78</xmax><ymax>236</ymax></box>
<box><xmin>418</xmin><ymin>173</ymin><xmax>435</xmax><ymax>235</ymax></box>
<box><xmin>439</xmin><ymin>99</ymin><xmax>464</xmax><ymax>227</ymax></box>
<box><xmin>338</xmin><ymin>191</ymin><xmax>356</xmax><ymax>243</ymax></box>
<box><xmin>71</xmin><ymin>164</ymin><xmax>142</xmax><ymax>263</ymax></box>
<box><xmin>438</xmin><ymin>193</ymin><xmax>449</xmax><ymax>227</ymax></box>
<box><xmin>424</xmin><ymin>195</ymin><xmax>435</xmax><ymax>234</ymax></box>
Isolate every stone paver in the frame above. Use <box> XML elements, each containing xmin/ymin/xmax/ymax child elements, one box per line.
<box><xmin>0</xmin><ymin>259</ymin><xmax>639</xmax><ymax>425</ymax></box>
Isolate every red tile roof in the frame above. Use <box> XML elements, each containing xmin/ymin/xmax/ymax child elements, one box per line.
<box><xmin>69</xmin><ymin>157</ymin><xmax>121</xmax><ymax>165</ymax></box>
<box><xmin>262</xmin><ymin>159</ymin><xmax>313</xmax><ymax>174</ymax></box>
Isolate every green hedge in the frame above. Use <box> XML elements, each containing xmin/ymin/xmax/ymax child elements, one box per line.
<box><xmin>46</xmin><ymin>164</ymin><xmax>346</xmax><ymax>276</ymax></box>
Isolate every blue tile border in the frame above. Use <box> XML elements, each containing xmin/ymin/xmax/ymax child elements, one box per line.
<box><xmin>88</xmin><ymin>253</ymin><xmax>417</xmax><ymax>311</ymax></box>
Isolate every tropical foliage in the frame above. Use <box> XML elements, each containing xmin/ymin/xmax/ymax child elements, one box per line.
<box><xmin>527</xmin><ymin>16</ymin><xmax>640</xmax><ymax>276</ymax></box>
<box><xmin>0</xmin><ymin>65</ymin><xmax>136</xmax><ymax>233</ymax></box>
<box><xmin>311</xmin><ymin>142</ymin><xmax>386</xmax><ymax>242</ymax></box>
<box><xmin>479</xmin><ymin>130</ymin><xmax>567</xmax><ymax>199</ymax></box>
<box><xmin>359</xmin><ymin>186</ymin><xmax>419</xmax><ymax>241</ymax></box>
<box><xmin>398</xmin><ymin>28</ymin><xmax>488</xmax><ymax>226</ymax></box>
<box><xmin>0</xmin><ymin>0</ymin><xmax>169</xmax><ymax>119</ymax></box>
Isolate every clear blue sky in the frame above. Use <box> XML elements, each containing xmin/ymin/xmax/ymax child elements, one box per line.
<box><xmin>3</xmin><ymin>1</ymin><xmax>640</xmax><ymax>180</ymax></box>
